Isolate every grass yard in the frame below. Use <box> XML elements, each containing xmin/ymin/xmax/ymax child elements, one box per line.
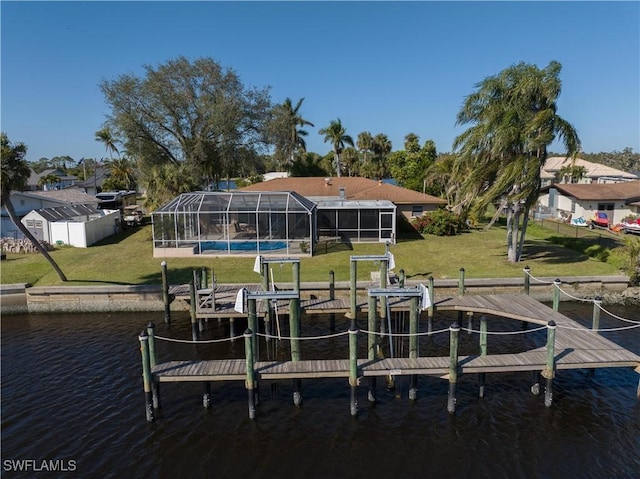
<box><xmin>0</xmin><ymin>219</ymin><xmax>624</xmax><ymax>288</ymax></box>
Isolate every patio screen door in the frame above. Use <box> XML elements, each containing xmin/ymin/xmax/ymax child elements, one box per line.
<box><xmin>379</xmin><ymin>211</ymin><xmax>394</xmax><ymax>242</ymax></box>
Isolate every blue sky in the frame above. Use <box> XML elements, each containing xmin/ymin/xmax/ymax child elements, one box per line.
<box><xmin>2</xmin><ymin>1</ymin><xmax>639</xmax><ymax>163</ymax></box>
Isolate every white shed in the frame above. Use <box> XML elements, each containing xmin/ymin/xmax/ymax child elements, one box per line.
<box><xmin>21</xmin><ymin>205</ymin><xmax>121</xmax><ymax>248</ymax></box>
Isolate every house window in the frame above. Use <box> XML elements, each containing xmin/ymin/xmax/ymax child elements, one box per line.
<box><xmin>597</xmin><ymin>203</ymin><xmax>614</xmax><ymax>211</ymax></box>
<box><xmin>26</xmin><ymin>220</ymin><xmax>34</xmax><ymax>227</ymax></box>
<box><xmin>411</xmin><ymin>206</ymin><xmax>423</xmax><ymax>217</ymax></box>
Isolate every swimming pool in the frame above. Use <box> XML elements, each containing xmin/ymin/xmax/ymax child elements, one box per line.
<box><xmin>200</xmin><ymin>240</ymin><xmax>288</xmax><ymax>252</ymax></box>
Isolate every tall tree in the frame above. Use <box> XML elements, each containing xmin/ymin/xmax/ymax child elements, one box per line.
<box><xmin>370</xmin><ymin>133</ymin><xmax>392</xmax><ymax>179</ymax></box>
<box><xmin>267</xmin><ymin>97</ymin><xmax>314</xmax><ymax>170</ymax></box>
<box><xmin>1</xmin><ymin>133</ymin><xmax>68</xmax><ymax>281</ymax></box>
<box><xmin>319</xmin><ymin>118</ymin><xmax>354</xmax><ymax>177</ymax></box>
<box><xmin>453</xmin><ymin>61</ymin><xmax>580</xmax><ymax>262</ymax></box>
<box><xmin>95</xmin><ymin>127</ymin><xmax>120</xmax><ymax>159</ymax></box>
<box><xmin>356</xmin><ymin>131</ymin><xmax>374</xmax><ymax>171</ymax></box>
<box><xmin>100</xmin><ymin>56</ymin><xmax>271</xmax><ymax>198</ymax></box>
<box><xmin>103</xmin><ymin>156</ymin><xmax>138</xmax><ymax>191</ymax></box>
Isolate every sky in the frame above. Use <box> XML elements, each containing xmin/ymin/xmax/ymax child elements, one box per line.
<box><xmin>1</xmin><ymin>1</ymin><xmax>639</xmax><ymax>164</ymax></box>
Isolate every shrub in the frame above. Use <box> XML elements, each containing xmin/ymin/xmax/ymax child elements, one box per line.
<box><xmin>411</xmin><ymin>209</ymin><xmax>468</xmax><ymax>236</ymax></box>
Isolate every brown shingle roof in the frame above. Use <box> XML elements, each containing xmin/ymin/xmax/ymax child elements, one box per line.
<box><xmin>239</xmin><ymin>177</ymin><xmax>446</xmax><ymax>205</ymax></box>
<box><xmin>552</xmin><ymin>180</ymin><xmax>640</xmax><ymax>202</ymax></box>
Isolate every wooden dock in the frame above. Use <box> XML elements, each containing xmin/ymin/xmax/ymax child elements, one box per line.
<box><xmin>141</xmin><ymin>293</ymin><xmax>640</xmax><ymax>421</ymax></box>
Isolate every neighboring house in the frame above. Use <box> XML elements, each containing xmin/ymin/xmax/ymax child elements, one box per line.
<box><xmin>541</xmin><ymin>156</ymin><xmax>638</xmax><ymax>187</ymax></box>
<box><xmin>21</xmin><ymin>205</ymin><xmax>121</xmax><ymax>248</ymax></box>
<box><xmin>27</xmin><ymin>168</ymin><xmax>78</xmax><ymax>191</ymax></box>
<box><xmin>71</xmin><ymin>167</ymin><xmax>110</xmax><ymax>196</ymax></box>
<box><xmin>1</xmin><ymin>189</ymin><xmax>99</xmax><ymax>239</ymax></box>
<box><xmin>240</xmin><ymin>176</ymin><xmax>446</xmax><ymax>221</ymax></box>
<box><xmin>538</xmin><ymin>180</ymin><xmax>640</xmax><ymax>225</ymax></box>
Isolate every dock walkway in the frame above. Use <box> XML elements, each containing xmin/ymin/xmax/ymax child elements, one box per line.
<box><xmin>143</xmin><ymin>293</ymin><xmax>639</xmax><ymax>421</ymax></box>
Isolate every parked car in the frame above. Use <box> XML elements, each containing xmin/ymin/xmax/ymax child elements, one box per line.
<box><xmin>123</xmin><ymin>205</ymin><xmax>145</xmax><ymax>227</ymax></box>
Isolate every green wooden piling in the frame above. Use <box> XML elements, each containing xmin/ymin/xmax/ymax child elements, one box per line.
<box><xmin>458</xmin><ymin>268</ymin><xmax>465</xmax><ymax>296</ymax></box>
<box><xmin>349</xmin><ymin>326</ymin><xmax>359</xmax><ymax>416</ymax></box>
<box><xmin>467</xmin><ymin>311</ymin><xmax>473</xmax><ymax>335</ymax></box>
<box><xmin>399</xmin><ymin>269</ymin><xmax>405</xmax><ymax>288</ymax></box>
<box><xmin>244</xmin><ymin>329</ymin><xmax>256</xmax><ymax>419</ymax></box>
<box><xmin>592</xmin><ymin>296</ymin><xmax>602</xmax><ymax>332</ymax></box>
<box><xmin>161</xmin><ymin>261</ymin><xmax>171</xmax><ymax>324</ymax></box>
<box><xmin>552</xmin><ymin>279</ymin><xmax>561</xmax><ymax>312</ymax></box>
<box><xmin>543</xmin><ymin>320</ymin><xmax>557</xmax><ymax>407</ymax></box>
<box><xmin>329</xmin><ymin>270</ymin><xmax>336</xmax><ymax>332</ymax></box>
<box><xmin>479</xmin><ymin>315</ymin><xmax>487</xmax><ymax>398</ymax></box>
<box><xmin>146</xmin><ymin>322</ymin><xmax>157</xmax><ymax>368</ymax></box>
<box><xmin>523</xmin><ymin>266</ymin><xmax>531</xmax><ymax>295</ymax></box>
<box><xmin>248</xmin><ymin>298</ymin><xmax>258</xmax><ymax>359</ymax></box>
<box><xmin>139</xmin><ymin>331</ymin><xmax>155</xmax><ymax>422</ymax></box>
<box><xmin>193</xmin><ymin>270</ymin><xmax>205</xmax><ymax>333</ymax></box>
<box><xmin>290</xmin><ymin>296</ymin><xmax>302</xmax><ymax>406</ymax></box>
<box><xmin>367</xmin><ymin>295</ymin><xmax>377</xmax><ymax>403</ymax></box>
<box><xmin>409</xmin><ymin>296</ymin><xmax>419</xmax><ymax>400</ymax></box>
<box><xmin>350</xmin><ymin>259</ymin><xmax>358</xmax><ymax>322</ymax></box>
<box><xmin>189</xmin><ymin>280</ymin><xmax>198</xmax><ymax>341</ymax></box>
<box><xmin>201</xmin><ymin>267</ymin><xmax>208</xmax><ymax>289</ymax></box>
<box><xmin>447</xmin><ymin>322</ymin><xmax>460</xmax><ymax>414</ymax></box>
<box><xmin>262</xmin><ymin>261</ymin><xmax>273</xmax><ymax>326</ymax></box>
<box><xmin>146</xmin><ymin>322</ymin><xmax>161</xmax><ymax>408</ymax></box>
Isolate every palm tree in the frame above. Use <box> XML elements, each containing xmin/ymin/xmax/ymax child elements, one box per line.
<box><xmin>37</xmin><ymin>173</ymin><xmax>61</xmax><ymax>190</ymax></box>
<box><xmin>452</xmin><ymin>61</ymin><xmax>580</xmax><ymax>262</ymax></box>
<box><xmin>371</xmin><ymin>133</ymin><xmax>392</xmax><ymax>179</ymax></box>
<box><xmin>1</xmin><ymin>133</ymin><xmax>67</xmax><ymax>281</ymax></box>
<box><xmin>319</xmin><ymin>118</ymin><xmax>354</xmax><ymax>177</ymax></box>
<box><xmin>268</xmin><ymin>98</ymin><xmax>314</xmax><ymax>169</ymax></box>
<box><xmin>95</xmin><ymin>127</ymin><xmax>120</xmax><ymax>159</ymax></box>
<box><xmin>356</xmin><ymin>131</ymin><xmax>374</xmax><ymax>168</ymax></box>
<box><xmin>556</xmin><ymin>163</ymin><xmax>587</xmax><ymax>183</ymax></box>
<box><xmin>103</xmin><ymin>156</ymin><xmax>138</xmax><ymax>190</ymax></box>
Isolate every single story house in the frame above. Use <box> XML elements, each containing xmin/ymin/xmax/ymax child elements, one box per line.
<box><xmin>541</xmin><ymin>157</ymin><xmax>638</xmax><ymax>187</ymax></box>
<box><xmin>21</xmin><ymin>205</ymin><xmax>121</xmax><ymax>248</ymax></box>
<box><xmin>240</xmin><ymin>176</ymin><xmax>446</xmax><ymax>221</ymax></box>
<box><xmin>1</xmin><ymin>189</ymin><xmax>99</xmax><ymax>239</ymax></box>
<box><xmin>538</xmin><ymin>180</ymin><xmax>640</xmax><ymax>225</ymax></box>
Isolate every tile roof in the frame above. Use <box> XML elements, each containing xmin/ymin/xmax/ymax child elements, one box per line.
<box><xmin>239</xmin><ymin>177</ymin><xmax>446</xmax><ymax>205</ymax></box>
<box><xmin>551</xmin><ymin>180</ymin><xmax>640</xmax><ymax>202</ymax></box>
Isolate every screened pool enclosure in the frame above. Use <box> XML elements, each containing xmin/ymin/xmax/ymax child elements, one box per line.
<box><xmin>152</xmin><ymin>191</ymin><xmax>398</xmax><ymax>257</ymax></box>
<box><xmin>152</xmin><ymin>191</ymin><xmax>316</xmax><ymax>257</ymax></box>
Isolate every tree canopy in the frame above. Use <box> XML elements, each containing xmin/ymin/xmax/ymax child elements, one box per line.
<box><xmin>100</xmin><ymin>56</ymin><xmax>272</xmax><ymax>201</ymax></box>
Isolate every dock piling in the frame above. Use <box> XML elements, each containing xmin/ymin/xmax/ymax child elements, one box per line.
<box><xmin>244</xmin><ymin>329</ymin><xmax>257</xmax><ymax>419</ymax></box>
<box><xmin>409</xmin><ymin>296</ymin><xmax>418</xmax><ymax>401</ymax></box>
<box><xmin>479</xmin><ymin>315</ymin><xmax>487</xmax><ymax>398</ymax></box>
<box><xmin>447</xmin><ymin>322</ymin><xmax>460</xmax><ymax>414</ymax></box>
<box><xmin>139</xmin><ymin>331</ymin><xmax>155</xmax><ymax>422</ymax></box>
<box><xmin>543</xmin><ymin>320</ymin><xmax>557</xmax><ymax>407</ymax></box>
<box><xmin>189</xmin><ymin>279</ymin><xmax>198</xmax><ymax>341</ymax></box>
<box><xmin>592</xmin><ymin>296</ymin><xmax>602</xmax><ymax>332</ymax></box>
<box><xmin>146</xmin><ymin>322</ymin><xmax>161</xmax><ymax>409</ymax></box>
<box><xmin>349</xmin><ymin>326</ymin><xmax>359</xmax><ymax>416</ymax></box>
<box><xmin>458</xmin><ymin>268</ymin><xmax>465</xmax><ymax>296</ymax></box>
<box><xmin>367</xmin><ymin>295</ymin><xmax>377</xmax><ymax>403</ymax></box>
<box><xmin>161</xmin><ymin>261</ymin><xmax>171</xmax><ymax>324</ymax></box>
<box><xmin>552</xmin><ymin>279</ymin><xmax>562</xmax><ymax>312</ymax></box>
<box><xmin>523</xmin><ymin>266</ymin><xmax>531</xmax><ymax>295</ymax></box>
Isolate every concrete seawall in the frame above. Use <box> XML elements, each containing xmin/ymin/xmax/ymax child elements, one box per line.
<box><xmin>1</xmin><ymin>275</ymin><xmax>636</xmax><ymax>315</ymax></box>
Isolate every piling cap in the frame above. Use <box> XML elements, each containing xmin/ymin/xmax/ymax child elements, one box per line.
<box><xmin>244</xmin><ymin>328</ymin><xmax>253</xmax><ymax>336</ymax></box>
<box><xmin>547</xmin><ymin>320</ymin><xmax>557</xmax><ymax>328</ymax></box>
<box><xmin>139</xmin><ymin>330</ymin><xmax>149</xmax><ymax>340</ymax></box>
<box><xmin>147</xmin><ymin>322</ymin><xmax>155</xmax><ymax>329</ymax></box>
<box><xmin>450</xmin><ymin>322</ymin><xmax>461</xmax><ymax>331</ymax></box>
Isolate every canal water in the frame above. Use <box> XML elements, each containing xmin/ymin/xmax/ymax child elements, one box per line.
<box><xmin>1</xmin><ymin>303</ymin><xmax>639</xmax><ymax>478</ymax></box>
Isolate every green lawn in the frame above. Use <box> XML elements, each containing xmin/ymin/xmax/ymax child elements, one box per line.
<box><xmin>0</xmin><ymin>222</ymin><xmax>622</xmax><ymax>287</ymax></box>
